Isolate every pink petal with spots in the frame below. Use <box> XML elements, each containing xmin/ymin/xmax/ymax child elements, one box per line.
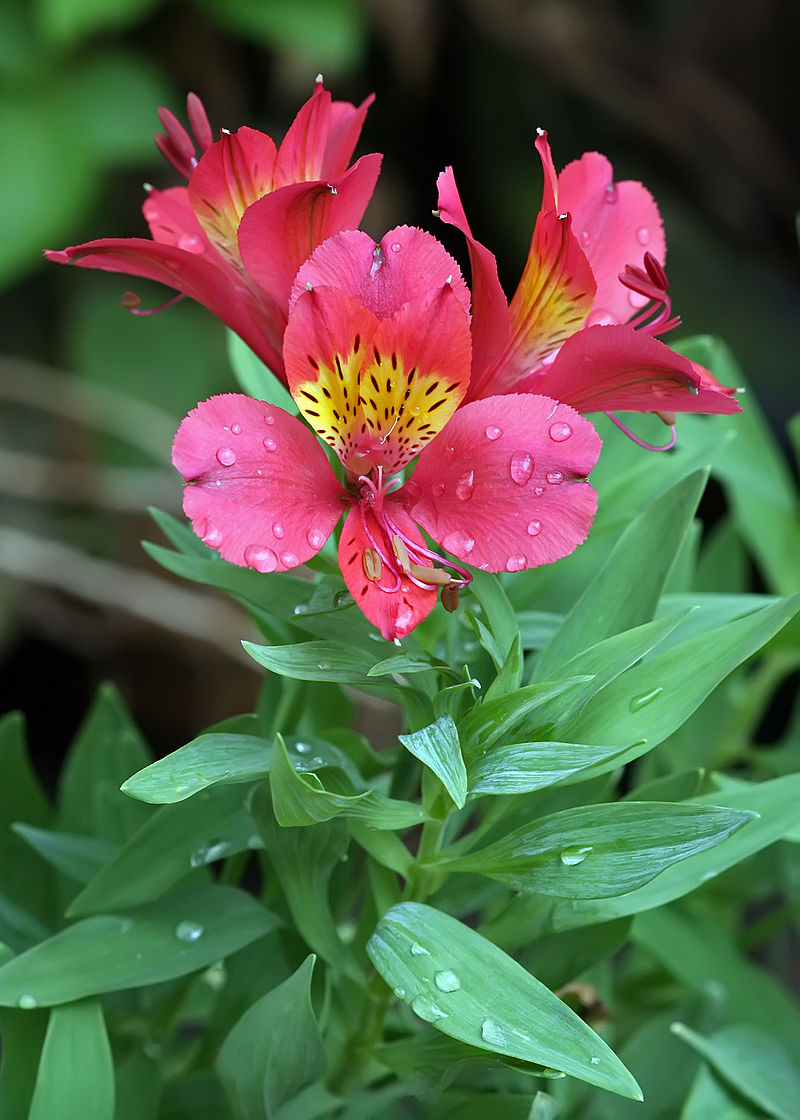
<box><xmin>172</xmin><ymin>393</ymin><xmax>346</xmax><ymax>572</ymax></box>
<box><xmin>556</xmin><ymin>151</ymin><xmax>666</xmax><ymax>328</ymax></box>
<box><xmin>338</xmin><ymin>503</ymin><xmax>437</xmax><ymax>640</ymax></box>
<box><xmin>290</xmin><ymin>226</ymin><xmax>471</xmax><ymax>321</ymax></box>
<box><xmin>530</xmin><ymin>326</ymin><xmax>741</xmax><ymax>415</ymax></box>
<box><xmin>406</xmin><ymin>394</ymin><xmax>601</xmax><ymax>573</ymax></box>
<box><xmin>274</xmin><ymin>79</ymin><xmax>375</xmax><ymax>186</ymax></box>
<box><xmin>238</xmin><ymin>154</ymin><xmax>382</xmax><ymax>308</ymax></box>
<box><xmin>436</xmin><ymin>168</ymin><xmax>509</xmax><ymax>383</ymax></box>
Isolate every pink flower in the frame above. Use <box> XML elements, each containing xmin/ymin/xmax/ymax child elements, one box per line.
<box><xmin>45</xmin><ymin>80</ymin><xmax>381</xmax><ymax>382</ymax></box>
<box><xmin>172</xmin><ymin>227</ymin><xmax>602</xmax><ymax>640</ymax></box>
<box><xmin>437</xmin><ymin>131</ymin><xmax>739</xmax><ymax>444</ymax></box>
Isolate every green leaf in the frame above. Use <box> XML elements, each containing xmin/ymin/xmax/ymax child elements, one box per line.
<box><xmin>243</xmin><ymin>640</ymin><xmax>380</xmax><ymax>684</ymax></box>
<box><xmin>226</xmin><ymin>330</ymin><xmax>297</xmax><ymax>413</ymax></box>
<box><xmin>681</xmin><ymin>1064</ymin><xmax>760</xmax><ymax>1120</ymax></box>
<box><xmin>252</xmin><ymin>787</ymin><xmax>361</xmax><ymax>980</ymax></box>
<box><xmin>122</xmin><ymin>734</ymin><xmax>272</xmax><ymax>804</ymax></box>
<box><xmin>367</xmin><ymin>652</ymin><xmax>460</xmax><ymax>680</ymax></box>
<box><xmin>0</xmin><ymin>891</ymin><xmax>51</xmax><ymax>954</ymax></box>
<box><xmin>367</xmin><ymin>902</ymin><xmax>641</xmax><ymax>1100</ymax></box>
<box><xmin>467</xmin><ymin>740</ymin><xmax>629</xmax><ymax>796</ymax></box>
<box><xmin>0</xmin><ymin>1003</ymin><xmax>47</xmax><ymax>1120</ymax></box>
<box><xmin>67</xmin><ymin>784</ymin><xmax>260</xmax><ymax>916</ymax></box>
<box><xmin>534</xmin><ymin>469</ymin><xmax>708</xmax><ymax>678</ymax></box>
<box><xmin>398</xmin><ymin>717</ymin><xmax>467</xmax><ymax>809</ymax></box>
<box><xmin>547</xmin><ymin>772</ymin><xmax>800</xmax><ymax>929</ymax></box>
<box><xmin>444</xmin><ymin>802</ymin><xmax>754</xmax><ymax>898</ymax></box>
<box><xmin>217</xmin><ymin>956</ymin><xmax>326</xmax><ymax>1120</ymax></box>
<box><xmin>0</xmin><ymin>713</ymin><xmax>53</xmax><ymax>922</ymax></box>
<box><xmin>672</xmin><ymin>1023</ymin><xmax>800</xmax><ymax>1120</ymax></box>
<box><xmin>457</xmin><ymin>677</ymin><xmax>593</xmax><ymax>759</ymax></box>
<box><xmin>0</xmin><ymin>885</ymin><xmax>278</xmax><ymax>1007</ymax></box>
<box><xmin>484</xmin><ymin>633</ymin><xmax>523</xmax><ymax>701</ymax></box>
<box><xmin>28</xmin><ymin>1000</ymin><xmax>113</xmax><ymax>1120</ymax></box>
<box><xmin>57</xmin><ymin>684</ymin><xmax>152</xmax><ymax>843</ymax></box>
<box><xmin>269</xmin><ymin>734</ymin><xmax>424</xmax><ymax>829</ymax></box>
<box><xmin>11</xmin><ymin>824</ymin><xmax>117</xmax><ymax>884</ymax></box>
<box><xmin>467</xmin><ymin>572</ymin><xmax>519</xmax><ymax>670</ymax></box>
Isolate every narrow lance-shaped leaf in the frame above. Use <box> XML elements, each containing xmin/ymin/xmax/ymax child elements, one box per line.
<box><xmin>398</xmin><ymin>716</ymin><xmax>467</xmax><ymax>809</ymax></box>
<box><xmin>28</xmin><ymin>1000</ymin><xmax>114</xmax><ymax>1120</ymax></box>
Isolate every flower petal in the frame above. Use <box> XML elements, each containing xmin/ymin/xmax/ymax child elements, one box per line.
<box><xmin>143</xmin><ymin>186</ymin><xmax>214</xmax><ymax>256</ymax></box>
<box><xmin>338</xmin><ymin>504</ymin><xmax>437</xmax><ymax>640</ymax></box>
<box><xmin>531</xmin><ymin>326</ymin><xmax>741</xmax><ymax>415</ymax></box>
<box><xmin>406</xmin><ymin>394</ymin><xmax>601</xmax><ymax>573</ymax></box>
<box><xmin>45</xmin><ymin>238</ymin><xmax>286</xmax><ymax>377</ymax></box>
<box><xmin>187</xmin><ymin>126</ymin><xmax>278</xmax><ymax>265</ymax></box>
<box><xmin>274</xmin><ymin>78</ymin><xmax>375</xmax><ymax>187</ymax></box>
<box><xmin>238</xmin><ymin>154</ymin><xmax>382</xmax><ymax>308</ymax></box>
<box><xmin>172</xmin><ymin>393</ymin><xmax>346</xmax><ymax>571</ymax></box>
<box><xmin>290</xmin><ymin>225</ymin><xmax>471</xmax><ymax>321</ymax></box>
<box><xmin>556</xmin><ymin>151</ymin><xmax>666</xmax><ymax>327</ymax></box>
<box><xmin>436</xmin><ymin>167</ymin><xmax>509</xmax><ymax>386</ymax></box>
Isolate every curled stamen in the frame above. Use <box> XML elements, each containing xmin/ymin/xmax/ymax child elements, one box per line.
<box><xmin>619</xmin><ymin>253</ymin><xmax>679</xmax><ymax>338</ymax></box>
<box><xmin>606</xmin><ymin>412</ymin><xmax>677</xmax><ymax>452</ymax></box>
<box><xmin>121</xmin><ymin>290</ymin><xmax>186</xmax><ymax>316</ymax></box>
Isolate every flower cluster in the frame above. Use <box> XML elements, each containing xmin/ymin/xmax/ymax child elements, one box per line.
<box><xmin>48</xmin><ymin>82</ymin><xmax>739</xmax><ymax>639</ymax></box>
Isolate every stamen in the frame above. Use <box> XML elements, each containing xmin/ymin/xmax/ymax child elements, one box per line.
<box><xmin>363</xmin><ymin>547</ymin><xmax>382</xmax><ymax>581</ymax></box>
<box><xmin>392</xmin><ymin>535</ymin><xmax>411</xmax><ymax>572</ymax></box>
<box><xmin>123</xmin><ymin>291</ymin><xmax>186</xmax><ymax>316</ymax></box>
<box><xmin>619</xmin><ymin>252</ymin><xmax>680</xmax><ymax>339</ymax></box>
<box><xmin>441</xmin><ymin>585</ymin><xmax>460</xmax><ymax>613</ymax></box>
<box><xmin>606</xmin><ymin>412</ymin><xmax>677</xmax><ymax>452</ymax></box>
<box><xmin>410</xmin><ymin>563</ymin><xmax>451</xmax><ymax>586</ymax></box>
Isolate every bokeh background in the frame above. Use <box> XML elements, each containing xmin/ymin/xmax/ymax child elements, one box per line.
<box><xmin>1</xmin><ymin>0</ymin><xmax>798</xmax><ymax>782</ymax></box>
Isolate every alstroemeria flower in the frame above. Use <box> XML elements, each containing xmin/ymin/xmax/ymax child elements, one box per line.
<box><xmin>172</xmin><ymin>227</ymin><xmax>602</xmax><ymax>640</ymax></box>
<box><xmin>437</xmin><ymin>130</ymin><xmax>739</xmax><ymax>444</ymax></box>
<box><xmin>46</xmin><ymin>79</ymin><xmax>381</xmax><ymax>381</ymax></box>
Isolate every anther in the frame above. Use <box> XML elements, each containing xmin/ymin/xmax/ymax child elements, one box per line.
<box><xmin>391</xmin><ymin>535</ymin><xmax>411</xmax><ymax>572</ymax></box>
<box><xmin>410</xmin><ymin>563</ymin><xmax>452</xmax><ymax>586</ymax></box>
<box><xmin>441</xmin><ymin>585</ymin><xmax>460</xmax><ymax>613</ymax></box>
<box><xmin>363</xmin><ymin>548</ymin><xmax>382</xmax><ymax>582</ymax></box>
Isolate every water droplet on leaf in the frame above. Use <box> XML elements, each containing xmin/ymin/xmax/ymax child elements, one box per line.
<box><xmin>216</xmin><ymin>446</ymin><xmax>236</xmax><ymax>466</ymax></box>
<box><xmin>509</xmin><ymin>449</ymin><xmax>534</xmax><ymax>486</ymax></box>
<box><xmin>175</xmin><ymin>920</ymin><xmax>204</xmax><ymax>943</ymax></box>
<box><xmin>480</xmin><ymin>1019</ymin><xmax>507</xmax><ymax>1046</ymax></box>
<box><xmin>434</xmin><ymin>970</ymin><xmax>461</xmax><ymax>992</ymax></box>
<box><xmin>411</xmin><ymin>995</ymin><xmax>448</xmax><ymax>1021</ymax></box>
<box><xmin>629</xmin><ymin>686</ymin><xmax>664</xmax><ymax>712</ymax></box>
<box><xmin>410</xmin><ymin>941</ymin><xmax>429</xmax><ymax>956</ymax></box>
<box><xmin>560</xmin><ymin>845</ymin><xmax>593</xmax><ymax>866</ymax></box>
<box><xmin>549</xmin><ymin>421</ymin><xmax>572</xmax><ymax>442</ymax></box>
<box><xmin>17</xmin><ymin>994</ymin><xmax>37</xmax><ymax>1010</ymax></box>
<box><xmin>244</xmin><ymin>544</ymin><xmax>278</xmax><ymax>572</ymax></box>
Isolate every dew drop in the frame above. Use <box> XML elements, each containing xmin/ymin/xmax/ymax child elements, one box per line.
<box><xmin>434</xmin><ymin>969</ymin><xmax>461</xmax><ymax>992</ymax></box>
<box><xmin>390</xmin><ymin>241</ymin><xmax>402</xmax><ymax>252</ymax></box>
<box><xmin>175</xmin><ymin>920</ymin><xmax>204</xmax><ymax>943</ymax></box>
<box><xmin>549</xmin><ymin>420</ymin><xmax>573</xmax><ymax>442</ymax></box>
<box><xmin>636</xmin><ymin>226</ymin><xmax>650</xmax><ymax>246</ymax></box>
<box><xmin>202</xmin><ymin>526</ymin><xmax>223</xmax><ymax>548</ymax></box>
<box><xmin>455</xmin><ymin>469</ymin><xmax>475</xmax><ymax>501</ymax></box>
<box><xmin>410</xmin><ymin>941</ymin><xmax>429</xmax><ymax>957</ymax></box>
<box><xmin>605</xmin><ymin>182</ymin><xmax>618</xmax><ymax>204</ymax></box>
<box><xmin>272</xmin><ymin>522</ymin><xmax>285</xmax><ymax>539</ymax></box>
<box><xmin>506</xmin><ymin>555</ymin><xmax>526</xmax><ymax>573</ymax></box>
<box><xmin>580</xmin><ymin>230</ymin><xmax>591</xmax><ymax>247</ymax></box>
<box><xmin>586</xmin><ymin>309</ymin><xmax>616</xmax><ymax>328</ymax></box>
<box><xmin>216</xmin><ymin>446</ymin><xmax>236</xmax><ymax>466</ymax></box>
<box><xmin>264</xmin><ymin>413</ymin><xmax>275</xmax><ymax>425</ymax></box>
<box><xmin>306</xmin><ymin>528</ymin><xmax>326</xmax><ymax>549</ymax></box>
<box><xmin>560</xmin><ymin>845</ymin><xmax>593</xmax><ymax>866</ymax></box>
<box><xmin>17</xmin><ymin>994</ymin><xmax>38</xmax><ymax>1010</ymax></box>
<box><xmin>590</xmin><ymin>1056</ymin><xmax>601</xmax><ymax>1065</ymax></box>
<box><xmin>280</xmin><ymin>551</ymin><xmax>299</xmax><ymax>567</ymax></box>
<box><xmin>527</xmin><ymin>519</ymin><xmax>542</xmax><ymax>536</ymax></box>
<box><xmin>295</xmin><ymin>741</ymin><xmax>310</xmax><ymax>753</ymax></box>
<box><xmin>509</xmin><ymin>449</ymin><xmax>534</xmax><ymax>486</ymax></box>
<box><xmin>263</xmin><ymin>436</ymin><xmax>277</xmax><ymax>452</ymax></box>
<box><xmin>230</xmin><ymin>422</ymin><xmax>242</xmax><ymax>435</ymax></box>
<box><xmin>485</xmin><ymin>425</ymin><xmax>503</xmax><ymax>441</ymax></box>
<box><xmin>629</xmin><ymin>686</ymin><xmax>664</xmax><ymax>712</ymax></box>
<box><xmin>628</xmin><ymin>289</ymin><xmax>649</xmax><ymax>309</ymax></box>
<box><xmin>431</xmin><ymin>480</ymin><xmax>446</xmax><ymax>497</ymax></box>
<box><xmin>442</xmin><ymin>529</ymin><xmax>475</xmax><ymax>555</ymax></box>
<box><xmin>177</xmin><ymin>234</ymin><xmax>203</xmax><ymax>253</ymax></box>
<box><xmin>411</xmin><ymin>995</ymin><xmax>448</xmax><ymax>1021</ymax></box>
<box><xmin>533</xmin><ymin>486</ymin><xmax>544</xmax><ymax>496</ymax></box>
<box><xmin>316</xmin><ymin>662</ymin><xmax>331</xmax><ymax>671</ymax></box>
<box><xmin>546</xmin><ymin>471</ymin><xmax>564</xmax><ymax>485</ymax></box>
<box><xmin>244</xmin><ymin>544</ymin><xmax>278</xmax><ymax>572</ymax></box>
<box><xmin>394</xmin><ymin>987</ymin><xmax>407</xmax><ymax>999</ymax></box>
<box><xmin>480</xmin><ymin>1019</ymin><xmax>507</xmax><ymax>1046</ymax></box>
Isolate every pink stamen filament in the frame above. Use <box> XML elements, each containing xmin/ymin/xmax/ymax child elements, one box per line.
<box><xmin>619</xmin><ymin>253</ymin><xmax>680</xmax><ymax>338</ymax></box>
<box><xmin>126</xmin><ymin>292</ymin><xmax>187</xmax><ymax>316</ymax></box>
<box><xmin>605</xmin><ymin>412</ymin><xmax>677</xmax><ymax>452</ymax></box>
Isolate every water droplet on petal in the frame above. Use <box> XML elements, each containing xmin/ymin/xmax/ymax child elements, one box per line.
<box><xmin>280</xmin><ymin>551</ymin><xmax>299</xmax><ymax>567</ymax></box>
<box><xmin>605</xmin><ymin>182</ymin><xmax>618</xmax><ymax>203</ymax></box>
<box><xmin>202</xmin><ymin>526</ymin><xmax>223</xmax><ymax>548</ymax></box>
<box><xmin>549</xmin><ymin>421</ymin><xmax>573</xmax><ymax>442</ymax></box>
<box><xmin>509</xmin><ymin>449</ymin><xmax>534</xmax><ymax>486</ymax></box>
<box><xmin>263</xmin><ymin>436</ymin><xmax>277</xmax><ymax>452</ymax></box>
<box><xmin>434</xmin><ymin>970</ymin><xmax>461</xmax><ymax>992</ymax></box>
<box><xmin>586</xmin><ymin>309</ymin><xmax>616</xmax><ymax>328</ymax></box>
<box><xmin>629</xmin><ymin>686</ymin><xmax>664</xmax><ymax>712</ymax></box>
<box><xmin>306</xmin><ymin>528</ymin><xmax>326</xmax><ymax>549</ymax></box>
<box><xmin>390</xmin><ymin>241</ymin><xmax>402</xmax><ymax>252</ymax></box>
<box><xmin>636</xmin><ymin>226</ymin><xmax>650</xmax><ymax>246</ymax></box>
<box><xmin>533</xmin><ymin>486</ymin><xmax>544</xmax><ymax>496</ymax></box>
<box><xmin>442</xmin><ymin>529</ymin><xmax>475</xmax><ymax>555</ymax></box>
<box><xmin>411</xmin><ymin>995</ymin><xmax>448</xmax><ymax>1021</ymax></box>
<box><xmin>216</xmin><ymin>446</ymin><xmax>236</xmax><ymax>466</ymax></box>
<box><xmin>244</xmin><ymin>544</ymin><xmax>278</xmax><ymax>572</ymax></box>
<box><xmin>480</xmin><ymin>1019</ymin><xmax>507</xmax><ymax>1046</ymax></box>
<box><xmin>264</xmin><ymin>413</ymin><xmax>275</xmax><ymax>425</ymax></box>
<box><xmin>628</xmin><ymin>289</ymin><xmax>649</xmax><ymax>309</ymax></box>
<box><xmin>546</xmin><ymin>471</ymin><xmax>564</xmax><ymax>485</ymax></box>
<box><xmin>455</xmin><ymin>470</ymin><xmax>475</xmax><ymax>501</ymax></box>
<box><xmin>431</xmin><ymin>480</ymin><xmax>446</xmax><ymax>497</ymax></box>
<box><xmin>527</xmin><ymin>519</ymin><xmax>542</xmax><ymax>536</ymax></box>
<box><xmin>230</xmin><ymin>422</ymin><xmax>242</xmax><ymax>435</ymax></box>
<box><xmin>560</xmin><ymin>845</ymin><xmax>593</xmax><ymax>866</ymax></box>
<box><xmin>410</xmin><ymin>941</ymin><xmax>429</xmax><ymax>956</ymax></box>
<box><xmin>485</xmin><ymin>425</ymin><xmax>503</xmax><ymax>441</ymax></box>
<box><xmin>177</xmin><ymin>234</ymin><xmax>203</xmax><ymax>253</ymax></box>
<box><xmin>506</xmin><ymin>555</ymin><xmax>526</xmax><ymax>573</ymax></box>
<box><xmin>175</xmin><ymin>920</ymin><xmax>204</xmax><ymax>942</ymax></box>
<box><xmin>272</xmin><ymin>522</ymin><xmax>285</xmax><ymax>539</ymax></box>
<box><xmin>580</xmin><ymin>230</ymin><xmax>591</xmax><ymax>247</ymax></box>
<box><xmin>17</xmin><ymin>994</ymin><xmax>37</xmax><ymax>1010</ymax></box>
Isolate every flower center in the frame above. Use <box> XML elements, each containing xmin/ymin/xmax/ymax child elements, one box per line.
<box><xmin>619</xmin><ymin>252</ymin><xmax>681</xmax><ymax>339</ymax></box>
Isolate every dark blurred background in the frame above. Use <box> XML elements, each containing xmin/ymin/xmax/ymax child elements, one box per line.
<box><xmin>1</xmin><ymin>0</ymin><xmax>798</xmax><ymax>781</ymax></box>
